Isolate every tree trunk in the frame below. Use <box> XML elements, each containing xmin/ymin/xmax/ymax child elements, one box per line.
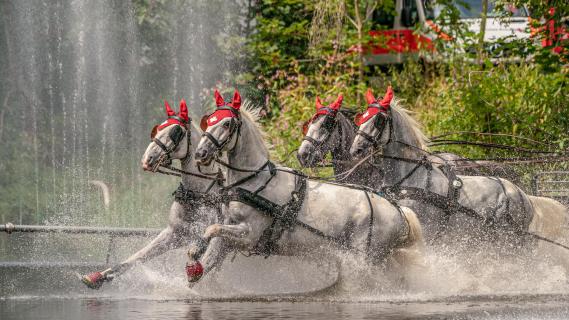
<box><xmin>477</xmin><ymin>0</ymin><xmax>488</xmax><ymax>65</ymax></box>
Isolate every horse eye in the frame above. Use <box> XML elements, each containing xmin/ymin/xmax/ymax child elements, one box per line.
<box><xmin>222</xmin><ymin>121</ymin><xmax>231</xmax><ymax>128</ymax></box>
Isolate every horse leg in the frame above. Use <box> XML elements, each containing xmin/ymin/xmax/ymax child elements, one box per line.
<box><xmin>186</xmin><ymin>235</ymin><xmax>234</xmax><ymax>284</ymax></box>
<box><xmin>204</xmin><ymin>222</ymin><xmax>250</xmax><ymax>241</ymax></box>
<box><xmin>82</xmin><ymin>202</ymin><xmax>189</xmax><ymax>289</ymax></box>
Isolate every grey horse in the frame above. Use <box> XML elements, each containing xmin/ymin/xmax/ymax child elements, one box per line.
<box><xmin>349</xmin><ymin>87</ymin><xmax>569</xmax><ymax>252</ymax></box>
<box><xmin>81</xmin><ymin>100</ymin><xmax>221</xmax><ymax>289</ymax></box>
<box><xmin>186</xmin><ymin>90</ymin><xmax>425</xmax><ymax>285</ymax></box>
<box><xmin>297</xmin><ymin>95</ymin><xmax>492</xmax><ymax>191</ymax></box>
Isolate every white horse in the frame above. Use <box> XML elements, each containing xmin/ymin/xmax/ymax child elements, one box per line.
<box><xmin>81</xmin><ymin>100</ymin><xmax>222</xmax><ymax>289</ymax></box>
<box><xmin>349</xmin><ymin>87</ymin><xmax>569</xmax><ymax>256</ymax></box>
<box><xmin>186</xmin><ymin>90</ymin><xmax>425</xmax><ymax>285</ymax></box>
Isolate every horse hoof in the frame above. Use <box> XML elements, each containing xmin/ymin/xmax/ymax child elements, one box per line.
<box><xmin>186</xmin><ymin>261</ymin><xmax>204</xmax><ymax>283</ymax></box>
<box><xmin>81</xmin><ymin>271</ymin><xmax>108</xmax><ymax>290</ymax></box>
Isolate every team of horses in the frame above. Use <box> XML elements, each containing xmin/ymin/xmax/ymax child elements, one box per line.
<box><xmin>81</xmin><ymin>88</ymin><xmax>569</xmax><ymax>291</ymax></box>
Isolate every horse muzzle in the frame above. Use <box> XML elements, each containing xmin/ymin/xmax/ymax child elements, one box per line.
<box><xmin>194</xmin><ymin>148</ymin><xmax>213</xmax><ymax>166</ymax></box>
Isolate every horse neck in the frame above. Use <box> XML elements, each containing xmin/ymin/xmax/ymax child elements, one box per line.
<box><xmin>331</xmin><ymin>112</ymin><xmax>357</xmax><ymax>174</ymax></box>
<box><xmin>181</xmin><ymin>125</ymin><xmax>216</xmax><ymax>192</ymax></box>
<box><xmin>331</xmin><ymin>112</ymin><xmax>356</xmax><ymax>161</ymax></box>
<box><xmin>226</xmin><ymin>117</ymin><xmax>270</xmax><ymax>184</ymax></box>
<box><xmin>383</xmin><ymin>109</ymin><xmax>428</xmax><ymax>186</ymax></box>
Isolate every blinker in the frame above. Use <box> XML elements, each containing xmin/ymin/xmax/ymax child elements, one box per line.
<box><xmin>150</xmin><ymin>125</ymin><xmax>159</xmax><ymax>139</ymax></box>
<box><xmin>200</xmin><ymin>115</ymin><xmax>208</xmax><ymax>131</ymax></box>
<box><xmin>169</xmin><ymin>125</ymin><xmax>184</xmax><ymax>145</ymax></box>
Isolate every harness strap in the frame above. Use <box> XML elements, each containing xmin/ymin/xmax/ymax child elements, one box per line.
<box><xmin>384</xmin><ymin>186</ymin><xmax>483</xmax><ymax>223</ymax></box>
<box><xmin>153</xmin><ymin>137</ymin><xmax>173</xmax><ymax>155</ymax></box>
<box><xmin>202</xmin><ymin>131</ymin><xmax>223</xmax><ymax>149</ymax></box>
<box><xmin>229</xmin><ymin>177</ymin><xmax>344</xmax><ymax>256</ymax></box>
<box><xmin>364</xmin><ymin>191</ymin><xmax>374</xmax><ymax>253</ymax></box>
<box><xmin>356</xmin><ymin>129</ymin><xmax>377</xmax><ymax>144</ymax></box>
<box><xmin>220</xmin><ymin>160</ymin><xmax>273</xmax><ymax>191</ymax></box>
<box><xmin>390</xmin><ymin>155</ymin><xmax>431</xmax><ymax>191</ymax></box>
<box><xmin>173</xmin><ymin>183</ymin><xmax>226</xmax><ymax>207</ymax></box>
<box><xmin>302</xmin><ymin>135</ymin><xmax>320</xmax><ymax>146</ymax></box>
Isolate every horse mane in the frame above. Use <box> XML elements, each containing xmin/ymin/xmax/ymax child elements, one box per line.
<box><xmin>239</xmin><ymin>100</ymin><xmax>273</xmax><ymax>155</ymax></box>
<box><xmin>390</xmin><ymin>97</ymin><xmax>430</xmax><ymax>151</ymax></box>
<box><xmin>339</xmin><ymin>108</ymin><xmax>358</xmax><ymax>117</ymax></box>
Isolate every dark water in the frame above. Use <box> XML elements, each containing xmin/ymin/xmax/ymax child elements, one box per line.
<box><xmin>2</xmin><ymin>295</ymin><xmax>569</xmax><ymax>320</ymax></box>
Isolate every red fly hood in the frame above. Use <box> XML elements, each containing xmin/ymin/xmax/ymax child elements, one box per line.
<box><xmin>200</xmin><ymin>90</ymin><xmax>241</xmax><ymax>130</ymax></box>
<box><xmin>302</xmin><ymin>94</ymin><xmax>343</xmax><ymax>135</ymax></box>
<box><xmin>354</xmin><ymin>86</ymin><xmax>393</xmax><ymax>126</ymax></box>
<box><xmin>151</xmin><ymin>100</ymin><xmax>190</xmax><ymax>138</ymax></box>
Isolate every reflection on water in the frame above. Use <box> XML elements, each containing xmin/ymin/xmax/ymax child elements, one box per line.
<box><xmin>2</xmin><ymin>295</ymin><xmax>569</xmax><ymax>320</ymax></box>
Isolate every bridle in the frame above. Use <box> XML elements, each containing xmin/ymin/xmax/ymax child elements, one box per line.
<box><xmin>151</xmin><ymin>123</ymin><xmax>189</xmax><ymax>171</ymax></box>
<box><xmin>302</xmin><ymin>108</ymin><xmax>339</xmax><ymax>150</ymax></box>
<box><xmin>355</xmin><ymin>105</ymin><xmax>392</xmax><ymax>147</ymax></box>
<box><xmin>201</xmin><ymin>107</ymin><xmax>242</xmax><ymax>156</ymax></box>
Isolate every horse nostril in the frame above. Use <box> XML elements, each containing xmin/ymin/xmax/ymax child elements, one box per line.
<box><xmin>195</xmin><ymin>149</ymin><xmax>207</xmax><ymax>160</ymax></box>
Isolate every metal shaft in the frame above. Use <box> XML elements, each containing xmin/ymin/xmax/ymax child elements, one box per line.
<box><xmin>0</xmin><ymin>222</ymin><xmax>160</xmax><ymax>237</ymax></box>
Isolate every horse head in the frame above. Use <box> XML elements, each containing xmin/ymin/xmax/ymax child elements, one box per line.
<box><xmin>195</xmin><ymin>89</ymin><xmax>242</xmax><ymax>165</ymax></box>
<box><xmin>297</xmin><ymin>94</ymin><xmax>343</xmax><ymax>167</ymax></box>
<box><xmin>350</xmin><ymin>86</ymin><xmax>394</xmax><ymax>159</ymax></box>
<box><xmin>141</xmin><ymin>99</ymin><xmax>191</xmax><ymax>171</ymax></box>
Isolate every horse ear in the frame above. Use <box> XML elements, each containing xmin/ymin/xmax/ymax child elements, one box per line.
<box><xmin>178</xmin><ymin>99</ymin><xmax>189</xmax><ymax>122</ymax></box>
<box><xmin>315</xmin><ymin>96</ymin><xmax>323</xmax><ymax>109</ymax></box>
<box><xmin>365</xmin><ymin>89</ymin><xmax>376</xmax><ymax>105</ymax></box>
<box><xmin>379</xmin><ymin>86</ymin><xmax>394</xmax><ymax>108</ymax></box>
<box><xmin>214</xmin><ymin>89</ymin><xmax>225</xmax><ymax>106</ymax></box>
<box><xmin>232</xmin><ymin>90</ymin><xmax>241</xmax><ymax>110</ymax></box>
<box><xmin>165</xmin><ymin>100</ymin><xmax>175</xmax><ymax>116</ymax></box>
<box><xmin>330</xmin><ymin>94</ymin><xmax>343</xmax><ymax>110</ymax></box>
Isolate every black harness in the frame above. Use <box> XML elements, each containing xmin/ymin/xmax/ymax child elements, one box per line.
<box><xmin>356</xmin><ymin>109</ymin><xmax>524</xmax><ymax>233</ymax></box>
<box><xmin>201</xmin><ymin>107</ymin><xmax>242</xmax><ymax>152</ymax></box>
<box><xmin>232</xmin><ymin>174</ymin><xmax>308</xmax><ymax>257</ymax></box>
<box><xmin>302</xmin><ymin>108</ymin><xmax>338</xmax><ymax>149</ymax></box>
<box><xmin>355</xmin><ymin>103</ymin><xmax>392</xmax><ymax>147</ymax></box>
<box><xmin>213</xmin><ymin>116</ymin><xmax>383</xmax><ymax>257</ymax></box>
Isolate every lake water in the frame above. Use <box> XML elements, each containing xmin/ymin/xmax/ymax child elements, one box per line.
<box><xmin>2</xmin><ymin>294</ymin><xmax>569</xmax><ymax>320</ymax></box>
<box><xmin>2</xmin><ymin>234</ymin><xmax>569</xmax><ymax>319</ymax></box>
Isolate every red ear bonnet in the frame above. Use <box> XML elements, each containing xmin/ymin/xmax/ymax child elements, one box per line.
<box><xmin>204</xmin><ymin>89</ymin><xmax>241</xmax><ymax>128</ymax></box>
<box><xmin>164</xmin><ymin>100</ymin><xmax>176</xmax><ymax>117</ymax></box>
<box><xmin>178</xmin><ymin>99</ymin><xmax>189</xmax><ymax>123</ymax></box>
<box><xmin>214</xmin><ymin>90</ymin><xmax>225</xmax><ymax>107</ymax></box>
<box><xmin>365</xmin><ymin>89</ymin><xmax>376</xmax><ymax>105</ymax></box>
<box><xmin>156</xmin><ymin>99</ymin><xmax>191</xmax><ymax>132</ymax></box>
<box><xmin>315</xmin><ymin>96</ymin><xmax>324</xmax><ymax>109</ymax></box>
<box><xmin>355</xmin><ymin>87</ymin><xmax>393</xmax><ymax>126</ymax></box>
<box><xmin>330</xmin><ymin>94</ymin><xmax>343</xmax><ymax>110</ymax></box>
<box><xmin>232</xmin><ymin>90</ymin><xmax>241</xmax><ymax>110</ymax></box>
<box><xmin>379</xmin><ymin>86</ymin><xmax>393</xmax><ymax>108</ymax></box>
<box><xmin>302</xmin><ymin>94</ymin><xmax>342</xmax><ymax>135</ymax></box>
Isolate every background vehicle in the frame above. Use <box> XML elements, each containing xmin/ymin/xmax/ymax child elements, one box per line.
<box><xmin>365</xmin><ymin>0</ymin><xmax>530</xmax><ymax>65</ymax></box>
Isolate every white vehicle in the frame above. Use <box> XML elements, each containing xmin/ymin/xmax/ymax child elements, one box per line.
<box><xmin>364</xmin><ymin>0</ymin><xmax>530</xmax><ymax>65</ymax></box>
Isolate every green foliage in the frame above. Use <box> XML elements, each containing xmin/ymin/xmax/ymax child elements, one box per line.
<box><xmin>245</xmin><ymin>0</ymin><xmax>315</xmax><ymax>86</ymax></box>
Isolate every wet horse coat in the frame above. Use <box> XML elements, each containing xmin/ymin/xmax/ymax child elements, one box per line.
<box><xmin>187</xmin><ymin>91</ymin><xmax>425</xmax><ymax>284</ymax></box>
<box><xmin>349</xmin><ymin>88</ymin><xmax>569</xmax><ymax>250</ymax></box>
<box><xmin>297</xmin><ymin>95</ymin><xmax>492</xmax><ymax>191</ymax></box>
<box><xmin>81</xmin><ymin>101</ymin><xmax>222</xmax><ymax>288</ymax></box>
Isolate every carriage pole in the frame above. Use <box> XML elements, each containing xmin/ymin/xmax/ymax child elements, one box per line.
<box><xmin>1</xmin><ymin>222</ymin><xmax>160</xmax><ymax>236</ymax></box>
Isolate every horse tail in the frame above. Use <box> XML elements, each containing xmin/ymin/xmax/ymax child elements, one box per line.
<box><xmin>400</xmin><ymin>206</ymin><xmax>425</xmax><ymax>250</ymax></box>
<box><xmin>528</xmin><ymin>195</ymin><xmax>569</xmax><ymax>272</ymax></box>
<box><xmin>528</xmin><ymin>195</ymin><xmax>569</xmax><ymax>240</ymax></box>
